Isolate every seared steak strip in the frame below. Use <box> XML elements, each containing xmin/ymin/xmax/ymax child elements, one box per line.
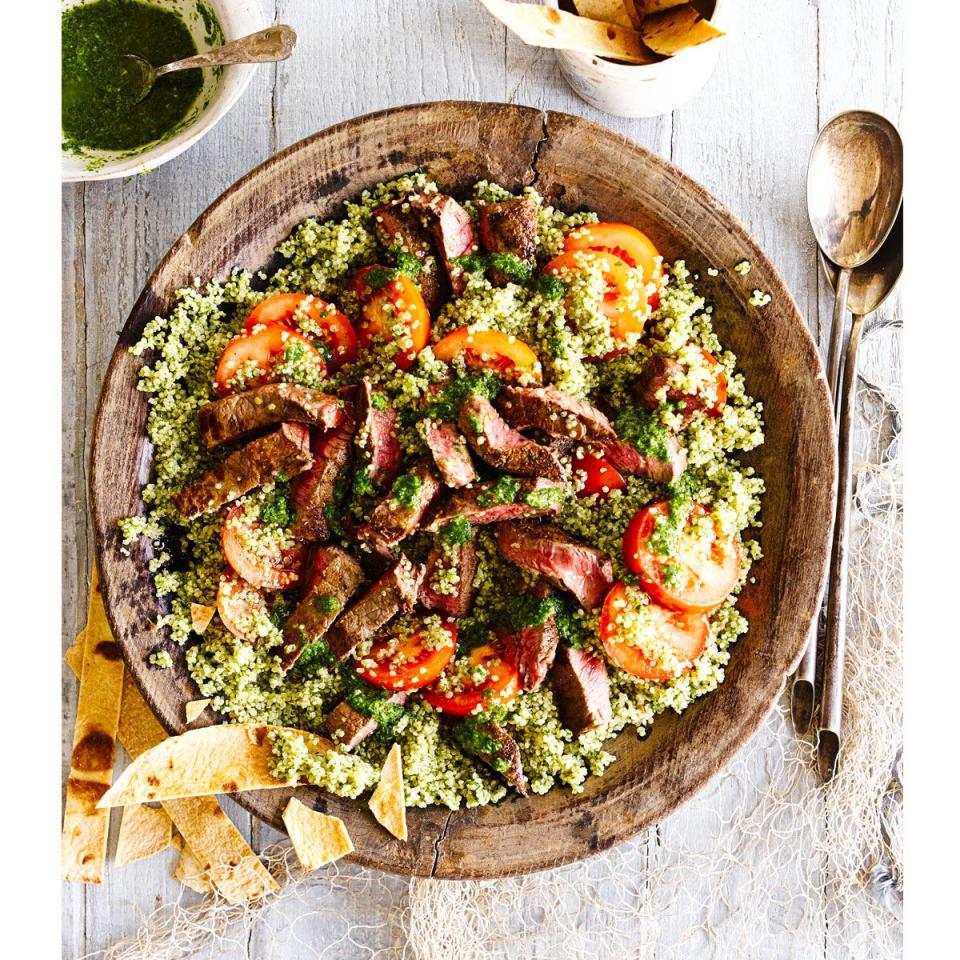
<box><xmin>496</xmin><ymin>385</ymin><xmax>615</xmax><ymax>443</ymax></box>
<box><xmin>291</xmin><ymin>413</ymin><xmax>356</xmax><ymax>542</ymax></box>
<box><xmin>503</xmin><ymin>582</ymin><xmax>560</xmax><ymax>691</ymax></box>
<box><xmin>409</xmin><ymin>193</ymin><xmax>476</xmax><ymax>295</ymax></box>
<box><xmin>632</xmin><ymin>355</ymin><xmax>707</xmax><ymax>428</ymax></box>
<box><xmin>356</xmin><ymin>378</ymin><xmax>401</xmax><ymax>491</ymax></box>
<box><xmin>174</xmin><ymin>422</ymin><xmax>313</xmax><ymax>519</ymax></box>
<box><xmin>326</xmin><ymin>556</ymin><xmax>425</xmax><ymax>661</ymax></box>
<box><xmin>426</xmin><ymin>477</ymin><xmax>567</xmax><ymax>531</ymax></box>
<box><xmin>325</xmin><ymin>691</ymin><xmax>408</xmax><ymax>751</ymax></box>
<box><xmin>356</xmin><ymin>458</ymin><xmax>443</xmax><ymax>553</ymax></box>
<box><xmin>477</xmin><ymin>198</ymin><xmax>538</xmax><ymax>286</ymax></box>
<box><xmin>460</xmin><ymin>721</ymin><xmax>529</xmax><ymax>796</ymax></box>
<box><xmin>551</xmin><ymin>644</ymin><xmax>612</xmax><ymax>737</ymax></box>
<box><xmin>458</xmin><ymin>394</ymin><xmax>565</xmax><ymax>482</ymax></box>
<box><xmin>422</xmin><ymin>419</ymin><xmax>477</xmax><ymax>488</ymax></box>
<box><xmin>372</xmin><ymin>200</ymin><xmax>445</xmax><ymax>312</ymax></box>
<box><xmin>495</xmin><ymin>521</ymin><xmax>614</xmax><ymax>611</ymax></box>
<box><xmin>198</xmin><ymin>383</ymin><xmax>346</xmax><ymax>448</ymax></box>
<box><xmin>601</xmin><ymin>436</ymin><xmax>687</xmax><ymax>484</ymax></box>
<box><xmin>280</xmin><ymin>547</ymin><xmax>364</xmax><ymax>670</ymax></box>
<box><xmin>420</xmin><ymin>535</ymin><xmax>478</xmax><ymax>617</ymax></box>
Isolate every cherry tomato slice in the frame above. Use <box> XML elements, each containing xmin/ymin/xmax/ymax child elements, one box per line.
<box><xmin>222</xmin><ymin>503</ymin><xmax>307</xmax><ymax>591</ymax></box>
<box><xmin>572</xmin><ymin>451</ymin><xmax>626</xmax><ymax>499</ymax></box>
<box><xmin>431</xmin><ymin>327</ymin><xmax>542</xmax><ymax>382</ymax></box>
<box><xmin>622</xmin><ymin>501</ymin><xmax>741</xmax><ymax>613</ymax></box>
<box><xmin>355</xmin><ymin>622</ymin><xmax>457</xmax><ymax>692</ymax></box>
<box><xmin>563</xmin><ymin>222</ymin><xmax>663</xmax><ymax>285</ymax></box>
<box><xmin>544</xmin><ymin>250</ymin><xmax>649</xmax><ymax>341</ymax></box>
<box><xmin>600</xmin><ymin>582</ymin><xmax>709</xmax><ymax>681</ymax></box>
<box><xmin>216</xmin><ymin>567</ymin><xmax>271</xmax><ymax>643</ymax></box>
<box><xmin>214</xmin><ymin>325</ymin><xmax>327</xmax><ymax>397</ymax></box>
<box><xmin>421</xmin><ymin>636</ymin><xmax>520</xmax><ymax>717</ymax></box>
<box><xmin>350</xmin><ymin>266</ymin><xmax>430</xmax><ymax>370</ymax></box>
<box><xmin>243</xmin><ymin>292</ymin><xmax>357</xmax><ymax>370</ymax></box>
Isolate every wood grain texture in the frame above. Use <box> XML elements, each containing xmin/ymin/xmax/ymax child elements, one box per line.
<box><xmin>88</xmin><ymin>101</ymin><xmax>835</xmax><ymax>880</ymax></box>
<box><xmin>62</xmin><ymin>0</ymin><xmax>901</xmax><ymax>952</ymax></box>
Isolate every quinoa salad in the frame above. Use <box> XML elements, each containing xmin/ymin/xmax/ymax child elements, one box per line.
<box><xmin>121</xmin><ymin>173</ymin><xmax>765</xmax><ymax>810</ymax></box>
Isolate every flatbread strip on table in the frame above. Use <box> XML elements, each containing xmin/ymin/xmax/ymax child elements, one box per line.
<box><xmin>98</xmin><ymin>724</ymin><xmax>334</xmax><ymax>807</ymax></box>
<box><xmin>62</xmin><ymin>569</ymin><xmax>124</xmax><ymax>884</ymax></box>
<box><xmin>115</xmin><ymin>803</ymin><xmax>174</xmax><ymax>865</ymax></box>
<box><xmin>64</xmin><ymin>635</ymin><xmax>279</xmax><ymax>902</ymax></box>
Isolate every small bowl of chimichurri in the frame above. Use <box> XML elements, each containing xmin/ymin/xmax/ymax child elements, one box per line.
<box><xmin>62</xmin><ymin>0</ymin><xmax>266</xmax><ymax>181</ymax></box>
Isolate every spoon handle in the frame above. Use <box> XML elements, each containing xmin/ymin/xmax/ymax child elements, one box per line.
<box><xmin>790</xmin><ymin>265</ymin><xmax>850</xmax><ymax>732</ymax></box>
<box><xmin>155</xmin><ymin>25</ymin><xmax>297</xmax><ymax>77</ymax></box>
<box><xmin>817</xmin><ymin>311</ymin><xmax>864</xmax><ymax>781</ymax></box>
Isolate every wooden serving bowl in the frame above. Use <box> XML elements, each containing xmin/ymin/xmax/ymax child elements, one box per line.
<box><xmin>91</xmin><ymin>102</ymin><xmax>836</xmax><ymax>879</ymax></box>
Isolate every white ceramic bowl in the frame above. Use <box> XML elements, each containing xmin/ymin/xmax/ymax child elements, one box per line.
<box><xmin>545</xmin><ymin>0</ymin><xmax>728</xmax><ymax>118</ymax></box>
<box><xmin>62</xmin><ymin>0</ymin><xmax>266</xmax><ymax>182</ymax></box>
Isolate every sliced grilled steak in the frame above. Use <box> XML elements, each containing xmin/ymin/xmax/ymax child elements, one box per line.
<box><xmin>409</xmin><ymin>193</ymin><xmax>476</xmax><ymax>295</ymax></box>
<box><xmin>426</xmin><ymin>477</ymin><xmax>567</xmax><ymax>531</ymax></box>
<box><xmin>372</xmin><ymin>200</ymin><xmax>445</xmax><ymax>312</ymax></box>
<box><xmin>197</xmin><ymin>383</ymin><xmax>345</xmax><ymax>448</ymax></box>
<box><xmin>356</xmin><ymin>459</ymin><xmax>442</xmax><ymax>553</ymax></box>
<box><xmin>280</xmin><ymin>547</ymin><xmax>364</xmax><ymax>670</ymax></box>
<box><xmin>420</xmin><ymin>536</ymin><xmax>478</xmax><ymax>617</ymax></box>
<box><xmin>602</xmin><ymin>435</ymin><xmax>687</xmax><ymax>484</ymax></box>
<box><xmin>458</xmin><ymin>394</ymin><xmax>565</xmax><ymax>482</ymax></box>
<box><xmin>496</xmin><ymin>385</ymin><xmax>615</xmax><ymax>443</ymax></box>
<box><xmin>356</xmin><ymin>378</ymin><xmax>401</xmax><ymax>490</ymax></box>
<box><xmin>291</xmin><ymin>414</ymin><xmax>356</xmax><ymax>542</ymax></box>
<box><xmin>325</xmin><ymin>691</ymin><xmax>408</xmax><ymax>751</ymax></box>
<box><xmin>503</xmin><ymin>582</ymin><xmax>560</xmax><ymax>690</ymax></box>
<box><xmin>477</xmin><ymin>199</ymin><xmax>538</xmax><ymax>286</ymax></box>
<box><xmin>174</xmin><ymin>422</ymin><xmax>313</xmax><ymax>519</ymax></box>
<box><xmin>422</xmin><ymin>419</ymin><xmax>477</xmax><ymax>488</ymax></box>
<box><xmin>326</xmin><ymin>556</ymin><xmax>425</xmax><ymax>661</ymax></box>
<box><xmin>551</xmin><ymin>644</ymin><xmax>612</xmax><ymax>737</ymax></box>
<box><xmin>494</xmin><ymin>521</ymin><xmax>614</xmax><ymax>610</ymax></box>
<box><xmin>460</xmin><ymin>721</ymin><xmax>528</xmax><ymax>795</ymax></box>
<box><xmin>632</xmin><ymin>355</ymin><xmax>706</xmax><ymax>427</ymax></box>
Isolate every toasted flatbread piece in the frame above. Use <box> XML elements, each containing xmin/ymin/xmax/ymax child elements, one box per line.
<box><xmin>185</xmin><ymin>698</ymin><xmax>212</xmax><ymax>724</ymax></box>
<box><xmin>190</xmin><ymin>603</ymin><xmax>216</xmax><ymax>635</ymax></box>
<box><xmin>62</xmin><ymin>569</ymin><xmax>125</xmax><ymax>884</ymax></box>
<box><xmin>573</xmin><ymin>0</ymin><xmax>632</xmax><ymax>29</ymax></box>
<box><xmin>369</xmin><ymin>743</ymin><xmax>407</xmax><ymax>841</ymax></box>
<box><xmin>480</xmin><ymin>0</ymin><xmax>657</xmax><ymax>64</ymax></box>
<box><xmin>621</xmin><ymin>0</ymin><xmax>687</xmax><ymax>30</ymax></box>
<box><xmin>173</xmin><ymin>842</ymin><xmax>216</xmax><ymax>894</ymax></box>
<box><xmin>640</xmin><ymin>4</ymin><xmax>724</xmax><ymax>56</ymax></box>
<box><xmin>98</xmin><ymin>724</ymin><xmax>333</xmax><ymax>807</ymax></box>
<box><xmin>115</xmin><ymin>803</ymin><xmax>174</xmax><ymax>865</ymax></box>
<box><xmin>283</xmin><ymin>798</ymin><xmax>354</xmax><ymax>870</ymax></box>
<box><xmin>66</xmin><ymin>649</ymin><xmax>277</xmax><ymax>901</ymax></box>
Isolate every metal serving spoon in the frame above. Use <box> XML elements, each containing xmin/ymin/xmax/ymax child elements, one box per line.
<box><xmin>816</xmin><ymin>203</ymin><xmax>902</xmax><ymax>780</ymax></box>
<box><xmin>795</xmin><ymin>111</ymin><xmax>902</xmax><ymax>780</ymax></box>
<box><xmin>120</xmin><ymin>25</ymin><xmax>297</xmax><ymax>104</ymax></box>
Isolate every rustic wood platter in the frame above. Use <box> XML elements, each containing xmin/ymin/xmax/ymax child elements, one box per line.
<box><xmin>90</xmin><ymin>101</ymin><xmax>836</xmax><ymax>880</ymax></box>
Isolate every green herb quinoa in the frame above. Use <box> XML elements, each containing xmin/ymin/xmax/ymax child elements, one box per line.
<box><xmin>121</xmin><ymin>173</ymin><xmax>765</xmax><ymax>810</ymax></box>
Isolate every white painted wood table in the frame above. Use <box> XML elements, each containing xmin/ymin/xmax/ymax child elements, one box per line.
<box><xmin>62</xmin><ymin>1</ymin><xmax>903</xmax><ymax>956</ymax></box>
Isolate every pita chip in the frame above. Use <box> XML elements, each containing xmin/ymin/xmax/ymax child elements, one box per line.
<box><xmin>368</xmin><ymin>743</ymin><xmax>407</xmax><ymax>841</ymax></box>
<box><xmin>283</xmin><ymin>798</ymin><xmax>354</xmax><ymax>870</ymax></box>
<box><xmin>185</xmin><ymin>698</ymin><xmax>211</xmax><ymax>724</ymax></box>
<box><xmin>115</xmin><ymin>803</ymin><xmax>174</xmax><ymax>865</ymax></box>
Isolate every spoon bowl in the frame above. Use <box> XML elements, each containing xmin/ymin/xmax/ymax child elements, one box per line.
<box><xmin>119</xmin><ymin>54</ymin><xmax>155</xmax><ymax>104</ymax></box>
<box><xmin>820</xmin><ymin>204</ymin><xmax>903</xmax><ymax>318</ymax></box>
<box><xmin>807</xmin><ymin>110</ymin><xmax>903</xmax><ymax>269</ymax></box>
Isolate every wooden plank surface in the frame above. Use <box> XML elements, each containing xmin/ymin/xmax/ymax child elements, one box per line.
<box><xmin>61</xmin><ymin>0</ymin><xmax>902</xmax><ymax>955</ymax></box>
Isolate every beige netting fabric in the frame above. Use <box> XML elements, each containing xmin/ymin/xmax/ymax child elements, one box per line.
<box><xmin>87</xmin><ymin>325</ymin><xmax>902</xmax><ymax>960</ymax></box>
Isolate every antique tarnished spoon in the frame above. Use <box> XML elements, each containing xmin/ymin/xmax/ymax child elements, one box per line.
<box><xmin>121</xmin><ymin>25</ymin><xmax>297</xmax><ymax>104</ymax></box>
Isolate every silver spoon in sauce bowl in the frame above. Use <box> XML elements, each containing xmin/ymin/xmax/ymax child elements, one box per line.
<box><xmin>795</xmin><ymin>111</ymin><xmax>902</xmax><ymax>780</ymax></box>
<box><xmin>121</xmin><ymin>24</ymin><xmax>297</xmax><ymax>104</ymax></box>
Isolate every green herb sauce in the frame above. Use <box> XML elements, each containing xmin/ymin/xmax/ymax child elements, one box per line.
<box><xmin>613</xmin><ymin>404</ymin><xmax>673</xmax><ymax>461</ymax></box>
<box><xmin>391</xmin><ymin>472</ymin><xmax>423</xmax><ymax>508</ymax></box>
<box><xmin>478</xmin><ymin>475</ymin><xmax>521</xmax><ymax>507</ymax></box>
<box><xmin>313</xmin><ymin>594</ymin><xmax>342</xmax><ymax>615</ymax></box>
<box><xmin>62</xmin><ymin>0</ymin><xmax>206</xmax><ymax>151</ymax></box>
<box><xmin>523</xmin><ymin>487</ymin><xmax>567</xmax><ymax>510</ymax></box>
<box><xmin>260</xmin><ymin>484</ymin><xmax>296</xmax><ymax>528</ymax></box>
<box><xmin>649</xmin><ymin>472</ymin><xmax>704</xmax><ymax>557</ymax></box>
<box><xmin>439</xmin><ymin>516</ymin><xmax>473</xmax><ymax>547</ymax></box>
